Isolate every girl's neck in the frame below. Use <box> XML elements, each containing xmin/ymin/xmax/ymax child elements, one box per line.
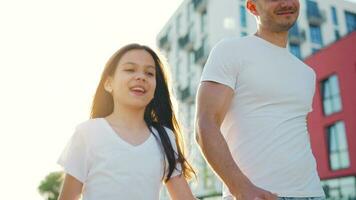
<box><xmin>105</xmin><ymin>104</ymin><xmax>147</xmax><ymax>130</ymax></box>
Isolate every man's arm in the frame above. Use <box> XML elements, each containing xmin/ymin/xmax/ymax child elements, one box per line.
<box><xmin>195</xmin><ymin>81</ymin><xmax>277</xmax><ymax>200</ymax></box>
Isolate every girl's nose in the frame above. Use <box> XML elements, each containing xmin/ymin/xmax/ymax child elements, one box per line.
<box><xmin>135</xmin><ymin>73</ymin><xmax>146</xmax><ymax>82</ymax></box>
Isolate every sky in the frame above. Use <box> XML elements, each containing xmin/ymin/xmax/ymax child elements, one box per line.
<box><xmin>1</xmin><ymin>0</ymin><xmax>356</xmax><ymax>199</ymax></box>
<box><xmin>0</xmin><ymin>0</ymin><xmax>182</xmax><ymax>199</ymax></box>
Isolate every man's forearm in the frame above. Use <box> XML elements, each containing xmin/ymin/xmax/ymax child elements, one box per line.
<box><xmin>196</xmin><ymin>121</ymin><xmax>251</xmax><ymax>195</ymax></box>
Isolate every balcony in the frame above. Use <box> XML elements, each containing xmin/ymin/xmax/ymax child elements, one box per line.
<box><xmin>306</xmin><ymin>0</ymin><xmax>325</xmax><ymax>25</ymax></box>
<box><xmin>288</xmin><ymin>24</ymin><xmax>306</xmax><ymax>45</ymax></box>
<box><xmin>178</xmin><ymin>32</ymin><xmax>194</xmax><ymax>51</ymax></box>
<box><xmin>193</xmin><ymin>0</ymin><xmax>207</xmax><ymax>13</ymax></box>
<box><xmin>158</xmin><ymin>34</ymin><xmax>170</xmax><ymax>51</ymax></box>
<box><xmin>178</xmin><ymin>86</ymin><xmax>194</xmax><ymax>103</ymax></box>
<box><xmin>307</xmin><ymin>10</ymin><xmax>326</xmax><ymax>25</ymax></box>
<box><xmin>194</xmin><ymin>45</ymin><xmax>208</xmax><ymax>65</ymax></box>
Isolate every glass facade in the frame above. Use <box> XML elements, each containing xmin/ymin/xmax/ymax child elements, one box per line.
<box><xmin>321</xmin><ymin>75</ymin><xmax>342</xmax><ymax>116</ymax></box>
<box><xmin>176</xmin><ymin>14</ymin><xmax>182</xmax><ymax>34</ymax></box>
<box><xmin>322</xmin><ymin>176</ymin><xmax>356</xmax><ymax>200</ymax></box>
<box><xmin>240</xmin><ymin>5</ymin><xmax>247</xmax><ymax>28</ymax></box>
<box><xmin>331</xmin><ymin>6</ymin><xmax>338</xmax><ymax>26</ymax></box>
<box><xmin>345</xmin><ymin>11</ymin><xmax>356</xmax><ymax>33</ymax></box>
<box><xmin>310</xmin><ymin>24</ymin><xmax>324</xmax><ymax>46</ymax></box>
<box><xmin>327</xmin><ymin>121</ymin><xmax>350</xmax><ymax>171</ymax></box>
<box><xmin>290</xmin><ymin>23</ymin><xmax>300</xmax><ymax>36</ymax></box>
<box><xmin>306</xmin><ymin>0</ymin><xmax>322</xmax><ymax>19</ymax></box>
<box><xmin>201</xmin><ymin>9</ymin><xmax>207</xmax><ymax>33</ymax></box>
<box><xmin>335</xmin><ymin>30</ymin><xmax>340</xmax><ymax>40</ymax></box>
<box><xmin>290</xmin><ymin>44</ymin><xmax>302</xmax><ymax>59</ymax></box>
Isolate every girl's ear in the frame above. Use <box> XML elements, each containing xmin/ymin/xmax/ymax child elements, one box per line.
<box><xmin>246</xmin><ymin>0</ymin><xmax>258</xmax><ymax>16</ymax></box>
<box><xmin>104</xmin><ymin>77</ymin><xmax>113</xmax><ymax>93</ymax></box>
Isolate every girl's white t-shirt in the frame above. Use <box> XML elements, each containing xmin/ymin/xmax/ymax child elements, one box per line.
<box><xmin>58</xmin><ymin>118</ymin><xmax>181</xmax><ymax>200</ymax></box>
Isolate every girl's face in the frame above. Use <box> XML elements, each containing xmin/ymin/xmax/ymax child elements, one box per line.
<box><xmin>106</xmin><ymin>49</ymin><xmax>157</xmax><ymax>110</ymax></box>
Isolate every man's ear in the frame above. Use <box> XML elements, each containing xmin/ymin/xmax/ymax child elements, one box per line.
<box><xmin>246</xmin><ymin>0</ymin><xmax>259</xmax><ymax>16</ymax></box>
<box><xmin>104</xmin><ymin>77</ymin><xmax>113</xmax><ymax>93</ymax></box>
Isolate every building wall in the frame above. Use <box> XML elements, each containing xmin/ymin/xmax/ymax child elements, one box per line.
<box><xmin>157</xmin><ymin>0</ymin><xmax>356</xmax><ymax>198</ymax></box>
<box><xmin>305</xmin><ymin>31</ymin><xmax>356</xmax><ymax>180</ymax></box>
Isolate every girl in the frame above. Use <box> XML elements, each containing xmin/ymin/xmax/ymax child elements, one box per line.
<box><xmin>57</xmin><ymin>44</ymin><xmax>196</xmax><ymax>200</ymax></box>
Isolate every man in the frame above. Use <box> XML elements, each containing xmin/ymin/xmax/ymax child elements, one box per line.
<box><xmin>195</xmin><ymin>0</ymin><xmax>325</xmax><ymax>200</ymax></box>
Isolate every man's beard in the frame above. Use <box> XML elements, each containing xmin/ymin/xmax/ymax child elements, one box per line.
<box><xmin>263</xmin><ymin>16</ymin><xmax>298</xmax><ymax>33</ymax></box>
<box><xmin>272</xmin><ymin>7</ymin><xmax>299</xmax><ymax>32</ymax></box>
<box><xmin>274</xmin><ymin>20</ymin><xmax>297</xmax><ymax>32</ymax></box>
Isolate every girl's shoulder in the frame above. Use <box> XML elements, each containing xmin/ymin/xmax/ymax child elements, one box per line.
<box><xmin>71</xmin><ymin>118</ymin><xmax>112</xmax><ymax>149</ymax></box>
<box><xmin>75</xmin><ymin>118</ymin><xmax>102</xmax><ymax>131</ymax></box>
<box><xmin>73</xmin><ymin>118</ymin><xmax>106</xmax><ymax>139</ymax></box>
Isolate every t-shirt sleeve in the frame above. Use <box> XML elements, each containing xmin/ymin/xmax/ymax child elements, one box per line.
<box><xmin>57</xmin><ymin>127</ymin><xmax>89</xmax><ymax>183</ymax></box>
<box><xmin>164</xmin><ymin>127</ymin><xmax>183</xmax><ymax>179</ymax></box>
<box><xmin>200</xmin><ymin>39</ymin><xmax>240</xmax><ymax>90</ymax></box>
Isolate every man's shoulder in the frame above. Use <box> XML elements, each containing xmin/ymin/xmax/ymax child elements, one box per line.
<box><xmin>210</xmin><ymin>36</ymin><xmax>254</xmax><ymax>59</ymax></box>
<box><xmin>214</xmin><ymin>36</ymin><xmax>252</xmax><ymax>49</ymax></box>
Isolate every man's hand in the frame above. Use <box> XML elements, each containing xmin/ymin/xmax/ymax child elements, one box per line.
<box><xmin>232</xmin><ymin>181</ymin><xmax>278</xmax><ymax>200</ymax></box>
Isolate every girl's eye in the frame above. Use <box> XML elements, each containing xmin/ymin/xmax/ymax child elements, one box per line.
<box><xmin>124</xmin><ymin>68</ymin><xmax>134</xmax><ymax>72</ymax></box>
<box><xmin>146</xmin><ymin>72</ymin><xmax>155</xmax><ymax>77</ymax></box>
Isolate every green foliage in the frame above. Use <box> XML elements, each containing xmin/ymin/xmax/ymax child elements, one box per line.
<box><xmin>38</xmin><ymin>171</ymin><xmax>64</xmax><ymax>200</ymax></box>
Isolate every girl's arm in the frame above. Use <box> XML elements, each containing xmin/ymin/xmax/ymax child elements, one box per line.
<box><xmin>58</xmin><ymin>174</ymin><xmax>83</xmax><ymax>200</ymax></box>
<box><xmin>166</xmin><ymin>175</ymin><xmax>197</xmax><ymax>200</ymax></box>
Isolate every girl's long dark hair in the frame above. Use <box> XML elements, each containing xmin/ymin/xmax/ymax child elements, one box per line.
<box><xmin>90</xmin><ymin>43</ymin><xmax>195</xmax><ymax>182</ymax></box>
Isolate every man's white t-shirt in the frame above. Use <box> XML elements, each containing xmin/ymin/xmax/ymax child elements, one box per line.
<box><xmin>58</xmin><ymin>118</ymin><xmax>181</xmax><ymax>200</ymax></box>
<box><xmin>201</xmin><ymin>35</ymin><xmax>325</xmax><ymax>198</ymax></box>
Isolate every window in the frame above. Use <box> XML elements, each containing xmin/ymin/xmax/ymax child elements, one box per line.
<box><xmin>240</xmin><ymin>5</ymin><xmax>247</xmax><ymax>28</ymax></box>
<box><xmin>176</xmin><ymin>14</ymin><xmax>182</xmax><ymax>34</ymax></box>
<box><xmin>322</xmin><ymin>177</ymin><xmax>356</xmax><ymax>199</ymax></box>
<box><xmin>289</xmin><ymin>44</ymin><xmax>302</xmax><ymax>59</ymax></box>
<box><xmin>309</xmin><ymin>25</ymin><xmax>323</xmax><ymax>46</ymax></box>
<box><xmin>187</xmin><ymin>52</ymin><xmax>193</xmax><ymax>86</ymax></box>
<box><xmin>289</xmin><ymin>23</ymin><xmax>299</xmax><ymax>36</ymax></box>
<box><xmin>187</xmin><ymin>2</ymin><xmax>193</xmax><ymax>23</ymax></box>
<box><xmin>312</xmin><ymin>48</ymin><xmax>319</xmax><ymax>54</ymax></box>
<box><xmin>189</xmin><ymin>51</ymin><xmax>195</xmax><ymax>66</ymax></box>
<box><xmin>334</xmin><ymin>30</ymin><xmax>340</xmax><ymax>40</ymax></box>
<box><xmin>331</xmin><ymin>6</ymin><xmax>338</xmax><ymax>26</ymax></box>
<box><xmin>201</xmin><ymin>10</ymin><xmax>207</xmax><ymax>33</ymax></box>
<box><xmin>327</xmin><ymin>121</ymin><xmax>350</xmax><ymax>170</ymax></box>
<box><xmin>306</xmin><ymin>0</ymin><xmax>321</xmax><ymax>18</ymax></box>
<box><xmin>345</xmin><ymin>11</ymin><xmax>356</xmax><ymax>33</ymax></box>
<box><xmin>321</xmin><ymin>75</ymin><xmax>342</xmax><ymax>115</ymax></box>
<box><xmin>176</xmin><ymin>58</ymin><xmax>181</xmax><ymax>83</ymax></box>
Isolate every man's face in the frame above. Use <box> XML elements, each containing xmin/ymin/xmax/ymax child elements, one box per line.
<box><xmin>249</xmin><ymin>0</ymin><xmax>300</xmax><ymax>32</ymax></box>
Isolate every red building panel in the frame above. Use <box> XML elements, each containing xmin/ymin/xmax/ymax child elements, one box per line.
<box><xmin>305</xmin><ymin>31</ymin><xmax>356</xmax><ymax>180</ymax></box>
